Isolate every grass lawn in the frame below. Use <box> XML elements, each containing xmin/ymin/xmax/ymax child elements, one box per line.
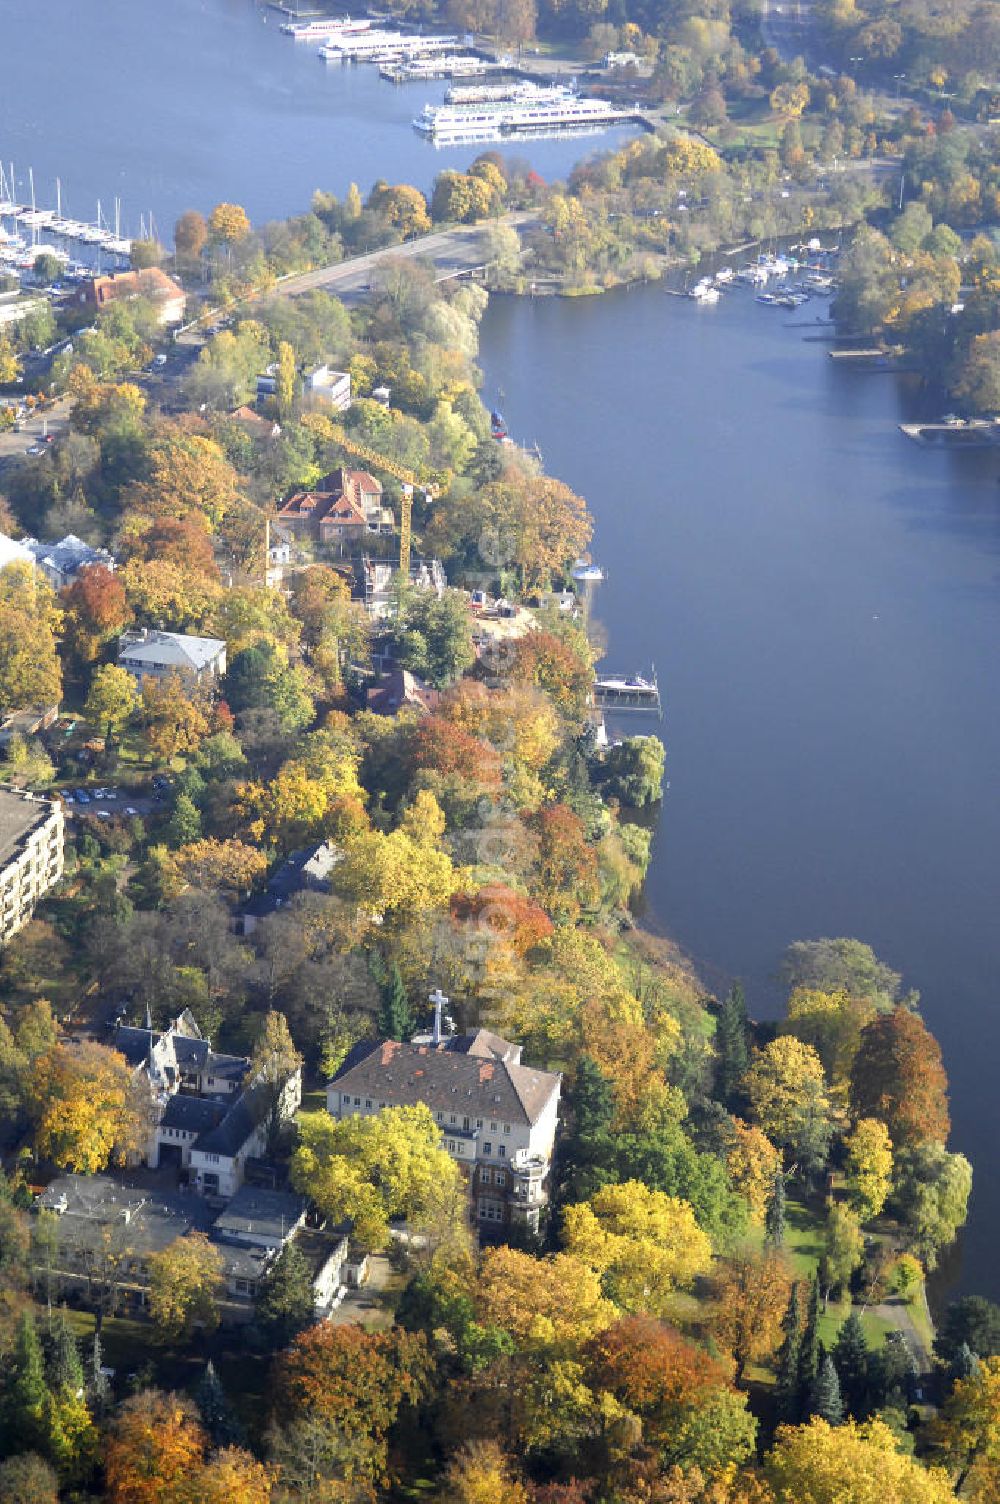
<box><xmin>62</xmin><ymin>1307</ymin><xmax>271</xmax><ymax>1427</ymax></box>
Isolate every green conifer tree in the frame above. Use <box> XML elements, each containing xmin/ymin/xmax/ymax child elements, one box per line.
<box><xmin>377</xmin><ymin>962</ymin><xmax>413</xmax><ymax>1042</ymax></box>
<box><xmin>165</xmin><ymin>793</ymin><xmax>202</xmax><ymax>848</ymax></box>
<box><xmin>765</xmin><ymin>1170</ymin><xmax>787</xmax><ymax>1249</ymax></box>
<box><xmin>775</xmin><ymin>1281</ymin><xmax>802</xmax><ymax>1423</ymax></box>
<box><xmin>3</xmin><ymin>1312</ymin><xmax>50</xmax><ymax>1455</ymax></box>
<box><xmin>833</xmin><ymin>1310</ymin><xmax>870</xmax><ymax>1418</ymax></box>
<box><xmin>42</xmin><ymin>1312</ymin><xmax>84</xmax><ymax>1395</ymax></box>
<box><xmin>715</xmin><ymin>982</ymin><xmax>750</xmax><ymax>1106</ymax></box>
<box><xmin>255</xmin><ymin>1241</ymin><xmax>316</xmax><ymax>1352</ymax></box>
<box><xmin>194</xmin><ymin>1359</ymin><xmax>244</xmax><ymax>1448</ymax></box>
<box><xmin>809</xmin><ymin>1351</ymin><xmax>844</xmax><ymax>1425</ymax></box>
<box><xmin>797</xmin><ymin>1277</ymin><xmax>821</xmax><ymax>1417</ymax></box>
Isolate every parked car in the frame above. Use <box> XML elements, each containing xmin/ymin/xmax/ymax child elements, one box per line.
<box><xmin>75</xmin><ymin>789</ymin><xmax>90</xmax><ymax>803</ymax></box>
<box><xmin>125</xmin><ymin>806</ymin><xmax>139</xmax><ymax>816</ymax></box>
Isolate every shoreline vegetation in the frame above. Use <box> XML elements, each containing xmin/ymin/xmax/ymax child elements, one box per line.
<box><xmin>0</xmin><ymin>1</ymin><xmax>996</xmax><ymax>1498</ymax></box>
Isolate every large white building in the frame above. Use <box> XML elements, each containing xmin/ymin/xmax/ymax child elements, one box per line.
<box><xmin>117</xmin><ymin>628</ymin><xmax>227</xmax><ymax>689</ymax></box>
<box><xmin>327</xmin><ymin>1010</ymin><xmax>560</xmax><ymax>1233</ymax></box>
<box><xmin>114</xmin><ymin>1011</ymin><xmax>301</xmax><ymax>1200</ymax></box>
<box><xmin>0</xmin><ymin>788</ymin><xmax>64</xmax><ymax>944</ymax></box>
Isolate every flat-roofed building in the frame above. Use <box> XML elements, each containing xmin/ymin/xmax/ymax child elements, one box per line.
<box><xmin>0</xmin><ymin>787</ymin><xmax>64</xmax><ymax>943</ymax></box>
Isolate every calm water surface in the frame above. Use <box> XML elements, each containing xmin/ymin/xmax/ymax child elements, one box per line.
<box><xmin>479</xmin><ymin>286</ymin><xmax>1000</xmax><ymax>1300</ymax></box>
<box><xmin>0</xmin><ymin>0</ymin><xmax>637</xmax><ymax>233</ymax></box>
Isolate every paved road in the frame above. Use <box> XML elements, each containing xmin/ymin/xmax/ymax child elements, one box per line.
<box><xmin>0</xmin><ymin>395</ymin><xmax>73</xmax><ymax>468</ymax></box>
<box><xmin>271</xmin><ymin>210</ymin><xmax>536</xmax><ymax>301</ymax></box>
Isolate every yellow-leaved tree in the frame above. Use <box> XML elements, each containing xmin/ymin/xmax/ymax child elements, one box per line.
<box><xmin>292</xmin><ymin>1103</ymin><xmax>465</xmax><ymax>1254</ymax></box>
<box><xmin>476</xmin><ymin>1246</ymin><xmax>617</xmax><ymax>1358</ymax></box>
<box><xmin>844</xmin><ymin>1117</ymin><xmax>893</xmax><ymax>1221</ymax></box>
<box><xmin>767</xmin><ymin>1416</ymin><xmax>955</xmax><ymax>1503</ymax></box>
<box><xmin>30</xmin><ymin>1042</ymin><xmax>145</xmax><ymax>1174</ymax></box>
<box><xmin>148</xmin><ymin>1230</ymin><xmax>224</xmax><ymax>1340</ymax></box>
<box><xmin>562</xmin><ymin>1181</ymin><xmax>712</xmax><ymax>1316</ymax></box>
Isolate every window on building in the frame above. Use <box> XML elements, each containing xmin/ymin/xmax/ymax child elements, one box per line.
<box><xmin>481</xmin><ymin>1169</ymin><xmax>491</xmax><ymax>1185</ymax></box>
<box><xmin>463</xmin><ymin>1116</ymin><xmax>470</xmax><ymax>1130</ymax></box>
<box><xmin>476</xmin><ymin>1118</ymin><xmax>483</xmax><ymax>1128</ymax></box>
<box><xmin>365</xmin><ymin>1099</ymin><xmax>372</xmax><ymax>1109</ymax></box>
<box><xmin>498</xmin><ymin>1145</ymin><xmax>506</xmax><ymax>1159</ymax></box>
<box><xmin>449</xmin><ymin>1114</ymin><xmax>457</xmax><ymax>1125</ymax></box>
<box><xmin>495</xmin><ymin>1172</ymin><xmax>506</xmax><ymax>1187</ymax></box>
<box><xmin>490</xmin><ymin>1121</ymin><xmax>497</xmax><ymax>1132</ymax></box>
<box><xmin>484</xmin><ymin>1142</ymin><xmax>492</xmax><ymax>1156</ymax></box>
<box><xmin>354</xmin><ymin>1096</ymin><xmax>361</xmax><ymax>1106</ymax></box>
<box><xmin>503</xmin><ymin>1123</ymin><xmax>511</xmax><ymax>1134</ymax></box>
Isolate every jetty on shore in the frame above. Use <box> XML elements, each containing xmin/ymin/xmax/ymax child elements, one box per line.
<box><xmin>900</xmin><ymin>417</ymin><xmax>1000</xmax><ymax>446</ymax></box>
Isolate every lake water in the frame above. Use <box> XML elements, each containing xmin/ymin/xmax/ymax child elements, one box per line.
<box><xmin>478</xmin><ymin>284</ymin><xmax>1000</xmax><ymax>1301</ymax></box>
<box><xmin>0</xmin><ymin>0</ymin><xmax>638</xmax><ymax>236</ymax></box>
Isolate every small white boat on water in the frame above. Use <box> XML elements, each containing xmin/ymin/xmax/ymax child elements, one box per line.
<box><xmin>572</xmin><ymin>561</ymin><xmax>605</xmax><ymax>582</ymax></box>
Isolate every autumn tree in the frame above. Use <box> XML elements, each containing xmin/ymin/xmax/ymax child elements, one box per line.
<box><xmin>934</xmin><ymin>1353</ymin><xmax>1000</xmax><ymax>1497</ymax></box>
<box><xmin>781</xmin><ymin>988</ymin><xmax>875</xmax><ymax>1099</ymax></box>
<box><xmin>141</xmin><ymin>673</ymin><xmax>212</xmax><ymax>761</ymax></box>
<box><xmin>292</xmin><ymin>1103</ymin><xmax>464</xmax><ymax>1251</ymax></box>
<box><xmin>29</xmin><ymin>1043</ymin><xmax>140</xmax><ymax>1173</ymax></box>
<box><xmin>166</xmin><ymin>838</ymin><xmax>267</xmax><ymax>897</ymax></box>
<box><xmin>438</xmin><ymin>1440</ymin><xmax>528</xmax><ymax>1504</ymax></box>
<box><xmin>62</xmin><ymin>565</ymin><xmax>132</xmax><ymax>663</ymax></box>
<box><xmin>844</xmin><ymin>1117</ymin><xmax>893</xmax><ymax>1221</ymax></box>
<box><xmin>0</xmin><ymin>563</ymin><xmax>62</xmax><ymax>715</ymax></box>
<box><xmin>522</xmin><ymin>804</ymin><xmax>599</xmax><ymax>923</ymax></box>
<box><xmin>174</xmin><ymin>209</ymin><xmax>208</xmax><ymax>260</ymax></box>
<box><xmin>563</xmin><ymin>1181</ymin><xmax>712</xmax><ymax>1316</ymax></box>
<box><xmin>104</xmin><ymin>1389</ymin><xmax>207</xmax><ymax>1504</ymax></box>
<box><xmin>367</xmin><ymin>181</ymin><xmax>432</xmax><ymax>239</ymax></box>
<box><xmin>272</xmin><ymin>1324</ymin><xmax>432</xmax><ymax>1486</ymax></box>
<box><xmin>849</xmin><ymin>1007</ymin><xmax>950</xmax><ymax>1148</ymax></box>
<box><xmin>585</xmin><ymin>1315</ymin><xmax>757</xmax><ymax>1472</ymax></box>
<box><xmin>712</xmin><ymin>1248</ymin><xmax>793</xmax><ymax>1384</ymax></box>
<box><xmin>476</xmin><ymin>1245</ymin><xmax>616</xmax><ymax>1358</ymax></box>
<box><xmin>819</xmin><ymin>1203</ymin><xmax>864</xmax><ymax>1305</ymax></box>
<box><xmin>84</xmin><ymin>663</ymin><xmax>138</xmax><ymax>745</ymax></box>
<box><xmin>744</xmin><ymin>1037</ymin><xmax>832</xmax><ymax>1174</ymax></box>
<box><xmin>726</xmin><ymin>1120</ymin><xmax>782</xmax><ymax>1227</ymax></box>
<box><xmin>148</xmin><ymin>1231</ymin><xmax>224</xmax><ymax>1340</ymax></box>
<box><xmin>208</xmin><ymin>202</ymin><xmax>252</xmax><ymax>244</ymax></box>
<box><xmin>248</xmin><ymin>1010</ymin><xmax>302</xmax><ymax>1150</ymax></box>
<box><xmin>766</xmin><ymin>1416</ymin><xmax>954</xmax><ymax>1503</ymax></box>
<box><xmin>0</xmin><ymin>1453</ymin><xmax>60</xmax><ymax>1504</ymax></box>
<box><xmin>193</xmin><ymin>1448</ymin><xmax>273</xmax><ymax>1504</ymax></box>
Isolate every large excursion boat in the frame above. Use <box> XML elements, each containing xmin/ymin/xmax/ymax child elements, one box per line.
<box><xmin>413</xmin><ymin>89</ymin><xmax>630</xmax><ymax>142</ymax></box>
<box><xmin>281</xmin><ymin>16</ymin><xmax>372</xmax><ymax>39</ymax></box>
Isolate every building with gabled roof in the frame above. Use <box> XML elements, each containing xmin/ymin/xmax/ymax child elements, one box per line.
<box><xmin>327</xmin><ymin>1003</ymin><xmax>560</xmax><ymax>1233</ymax></box>
<box><xmin>114</xmin><ymin>1011</ymin><xmax>301</xmax><ymax>1199</ymax></box>
<box><xmin>80</xmin><ymin>267</ymin><xmax>186</xmax><ymax>326</ymax></box>
<box><xmin>117</xmin><ymin>628</ymin><xmax>226</xmax><ymax>688</ymax></box>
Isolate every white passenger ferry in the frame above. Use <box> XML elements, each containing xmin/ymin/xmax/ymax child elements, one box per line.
<box><xmin>413</xmin><ymin>91</ymin><xmax>629</xmax><ymax>142</ymax></box>
<box><xmin>281</xmin><ymin>16</ymin><xmax>372</xmax><ymax>39</ymax></box>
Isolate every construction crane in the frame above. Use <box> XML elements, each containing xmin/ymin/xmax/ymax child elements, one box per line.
<box><xmin>316</xmin><ymin>420</ymin><xmax>438</xmax><ymax>581</ymax></box>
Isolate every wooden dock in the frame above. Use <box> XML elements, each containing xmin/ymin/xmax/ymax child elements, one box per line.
<box><xmin>900</xmin><ymin>419</ymin><xmax>1000</xmax><ymax>447</ymax></box>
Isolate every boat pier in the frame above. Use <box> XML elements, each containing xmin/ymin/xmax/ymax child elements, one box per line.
<box><xmin>899</xmin><ymin>418</ymin><xmax>1000</xmax><ymax>447</ymax></box>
